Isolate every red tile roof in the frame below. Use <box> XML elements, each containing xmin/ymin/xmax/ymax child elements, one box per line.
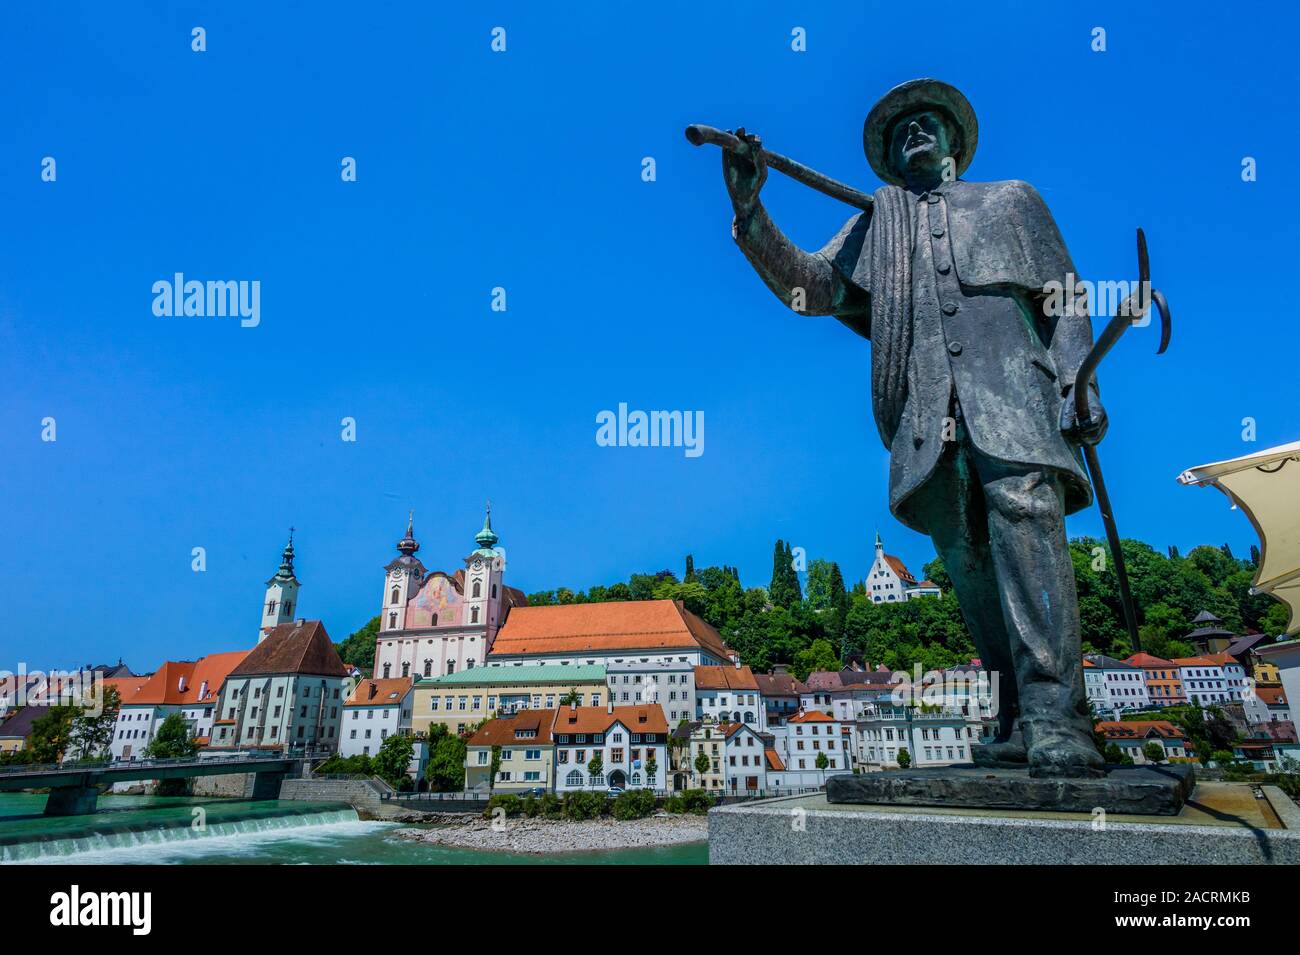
<box><xmin>468</xmin><ymin>708</ymin><xmax>557</xmax><ymax>747</ymax></box>
<box><xmin>489</xmin><ymin>600</ymin><xmax>728</xmax><ymax>659</ymax></box>
<box><xmin>764</xmin><ymin>748</ymin><xmax>786</xmax><ymax>771</ymax></box>
<box><xmin>788</xmin><ymin>710</ymin><xmax>835</xmax><ymax>723</ymax></box>
<box><xmin>694</xmin><ymin>665</ymin><xmax>758</xmax><ymax>691</ymax></box>
<box><xmin>1124</xmin><ymin>652</ymin><xmax>1179</xmax><ymax>669</ymax></box>
<box><xmin>1255</xmin><ymin>686</ymin><xmax>1288</xmax><ymax>707</ymax></box>
<box><xmin>551</xmin><ymin>704</ymin><xmax>669</xmax><ymax>736</ymax></box>
<box><xmin>1095</xmin><ymin>720</ymin><xmax>1187</xmax><ymax>741</ymax></box>
<box><xmin>754</xmin><ymin>672</ymin><xmax>802</xmax><ymax>697</ymax></box>
<box><xmin>344</xmin><ymin>677</ymin><xmax>413</xmax><ymax>707</ymax></box>
<box><xmin>883</xmin><ymin>554</ymin><xmax>917</xmax><ymax>586</ymax></box>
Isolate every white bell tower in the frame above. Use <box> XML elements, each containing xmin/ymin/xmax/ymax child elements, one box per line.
<box><xmin>381</xmin><ymin>512</ymin><xmax>425</xmax><ymax>632</ymax></box>
<box><xmin>260</xmin><ymin>529</ymin><xmax>300</xmax><ymax>641</ymax></box>
<box><xmin>463</xmin><ymin>503</ymin><xmax>506</xmax><ymax>635</ymax></box>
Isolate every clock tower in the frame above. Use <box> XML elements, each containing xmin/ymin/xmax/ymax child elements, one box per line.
<box><xmin>259</xmin><ymin>529</ymin><xmax>300</xmax><ymax>642</ymax></box>
<box><xmin>382</xmin><ymin>511</ymin><xmax>426</xmax><ymax>633</ymax></box>
<box><xmin>463</xmin><ymin>503</ymin><xmax>507</xmax><ymax>638</ymax></box>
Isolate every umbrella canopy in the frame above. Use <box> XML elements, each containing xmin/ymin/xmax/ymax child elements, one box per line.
<box><xmin>1178</xmin><ymin>440</ymin><xmax>1300</xmax><ymax>635</ymax></box>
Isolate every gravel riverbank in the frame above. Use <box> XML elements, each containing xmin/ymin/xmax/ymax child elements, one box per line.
<box><xmin>390</xmin><ymin>814</ymin><xmax>708</xmax><ymax>853</ymax></box>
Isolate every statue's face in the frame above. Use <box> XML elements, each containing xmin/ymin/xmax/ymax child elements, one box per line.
<box><xmin>888</xmin><ymin>108</ymin><xmax>959</xmax><ymax>181</ymax></box>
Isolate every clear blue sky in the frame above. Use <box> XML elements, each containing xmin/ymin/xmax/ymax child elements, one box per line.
<box><xmin>2</xmin><ymin>2</ymin><xmax>1294</xmax><ymax>670</ymax></box>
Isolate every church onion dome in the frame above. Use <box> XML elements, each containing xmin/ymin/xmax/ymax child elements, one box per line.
<box><xmin>273</xmin><ymin>528</ymin><xmax>298</xmax><ymax>582</ymax></box>
<box><xmin>397</xmin><ymin>510</ymin><xmax>420</xmax><ymax>556</ymax></box>
<box><xmin>472</xmin><ymin>505</ymin><xmax>499</xmax><ymax>556</ymax></box>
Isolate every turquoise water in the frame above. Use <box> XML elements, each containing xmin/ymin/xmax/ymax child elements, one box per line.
<box><xmin>0</xmin><ymin>793</ymin><xmax>707</xmax><ymax>865</ymax></box>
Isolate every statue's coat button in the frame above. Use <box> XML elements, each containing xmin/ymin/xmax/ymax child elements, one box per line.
<box><xmin>937</xmin><ymin>262</ymin><xmax>951</xmax><ymax>274</ymax></box>
<box><xmin>942</xmin><ymin>302</ymin><xmax>959</xmax><ymax>316</ymax></box>
<box><xmin>927</xmin><ymin>193</ymin><xmax>940</xmax><ymax>204</ymax></box>
<box><xmin>948</xmin><ymin>341</ymin><xmax>963</xmax><ymax>355</ymax></box>
<box><xmin>932</xmin><ymin>226</ymin><xmax>945</xmax><ymax>237</ymax></box>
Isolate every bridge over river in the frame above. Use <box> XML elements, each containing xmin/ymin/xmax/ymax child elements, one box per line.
<box><xmin>0</xmin><ymin>752</ymin><xmax>320</xmax><ymax>815</ymax></box>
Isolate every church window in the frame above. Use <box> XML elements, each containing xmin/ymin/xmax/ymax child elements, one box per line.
<box><xmin>466</xmin><ymin>658</ymin><xmax>475</xmax><ymax>670</ymax></box>
<box><xmin>471</xmin><ymin>607</ymin><xmax>480</xmax><ymax>623</ymax></box>
<box><xmin>266</xmin><ymin>599</ymin><xmax>277</xmax><ymax>615</ymax></box>
<box><xmin>383</xmin><ymin>663</ymin><xmax>391</xmax><ymax>679</ymax></box>
<box><xmin>283</xmin><ymin>601</ymin><xmax>292</xmax><ymax>616</ymax></box>
<box><xmin>402</xmin><ymin>662</ymin><xmax>410</xmax><ymax>678</ymax></box>
<box><xmin>491</xmin><ymin>584</ymin><xmax>497</xmax><ymax>598</ymax></box>
<box><xmin>472</xmin><ymin>580</ymin><xmax>482</xmax><ymax>598</ymax></box>
<box><xmin>446</xmin><ymin>660</ymin><xmax>456</xmax><ymax>675</ymax></box>
<box><xmin>388</xmin><ymin>612</ymin><xmax>397</xmax><ymax>628</ymax></box>
<box><xmin>431</xmin><ymin>613</ymin><xmax>438</xmax><ymax>626</ymax></box>
<box><xmin>391</xmin><ymin>587</ymin><xmax>400</xmax><ymax>604</ymax></box>
<box><xmin>424</xmin><ymin>660</ymin><xmax>433</xmax><ymax>677</ymax></box>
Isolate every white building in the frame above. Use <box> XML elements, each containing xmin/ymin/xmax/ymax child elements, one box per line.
<box><xmin>552</xmin><ymin>704</ymin><xmax>669</xmax><ymax>792</ymax></box>
<box><xmin>717</xmin><ymin>721</ymin><xmax>772</xmax><ymax>794</ymax></box>
<box><xmin>207</xmin><ymin>620</ymin><xmax>349</xmax><ymax>753</ymax></box>
<box><xmin>1256</xmin><ymin>638</ymin><xmax>1300</xmax><ymax>733</ymax></box>
<box><xmin>1096</xmin><ymin>720</ymin><xmax>1191</xmax><ymax>763</ymax></box>
<box><xmin>339</xmin><ymin>677</ymin><xmax>414</xmax><ymax>759</ymax></box>
<box><xmin>1244</xmin><ymin>685</ymin><xmax>1291</xmax><ymax>725</ymax></box>
<box><xmin>694</xmin><ymin>663</ymin><xmax>764</xmax><ymax>729</ymax></box>
<box><xmin>852</xmin><ymin>705</ymin><xmax>986</xmax><ymax>770</ymax></box>
<box><xmin>1172</xmin><ymin>655</ymin><xmax>1230</xmax><ymax>708</ymax></box>
<box><xmin>604</xmin><ymin>658</ymin><xmax>696</xmax><ymax>725</ymax></box>
<box><xmin>865</xmin><ymin>533</ymin><xmax>940</xmax><ymax>604</ymax></box>
<box><xmin>108</xmin><ymin>652</ymin><xmax>247</xmax><ymax>761</ymax></box>
<box><xmin>1083</xmin><ymin>655</ymin><xmax>1150</xmax><ymax>715</ymax></box>
<box><xmin>768</xmin><ymin>709</ymin><xmax>852</xmax><ymax>784</ymax></box>
<box><xmin>374</xmin><ymin>509</ymin><xmax>527</xmax><ymax>683</ymax></box>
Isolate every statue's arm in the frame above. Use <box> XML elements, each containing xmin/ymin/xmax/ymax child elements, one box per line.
<box><xmin>733</xmin><ymin>203</ymin><xmax>871</xmax><ymax>332</ymax></box>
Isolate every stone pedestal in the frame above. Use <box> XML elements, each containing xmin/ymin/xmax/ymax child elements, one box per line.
<box><xmin>708</xmin><ymin>784</ymin><xmax>1300</xmax><ymax>865</ymax></box>
<box><xmin>827</xmin><ymin>764</ymin><xmax>1194</xmax><ymax>816</ymax></box>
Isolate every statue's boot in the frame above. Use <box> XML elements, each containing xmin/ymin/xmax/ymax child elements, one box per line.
<box><xmin>1025</xmin><ymin>725</ymin><xmax>1106</xmax><ymax>779</ymax></box>
<box><xmin>970</xmin><ymin>731</ymin><xmax>1026</xmax><ymax>767</ymax></box>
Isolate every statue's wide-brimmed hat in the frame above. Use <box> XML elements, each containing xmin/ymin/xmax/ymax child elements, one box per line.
<box><xmin>863</xmin><ymin>78</ymin><xmax>978</xmax><ymax>186</ymax></box>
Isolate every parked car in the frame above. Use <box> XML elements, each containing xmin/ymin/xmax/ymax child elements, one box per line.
<box><xmin>523</xmin><ymin>787</ymin><xmax>546</xmax><ymax>797</ymax></box>
<box><xmin>606</xmin><ymin>787</ymin><xmax>624</xmax><ymax>797</ymax></box>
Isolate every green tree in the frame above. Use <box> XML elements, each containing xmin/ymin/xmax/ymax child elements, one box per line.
<box><xmin>424</xmin><ymin>725</ymin><xmax>468</xmax><ymax>791</ymax></box>
<box><xmin>587</xmin><ymin>754</ymin><xmax>604</xmax><ymax>781</ymax></box>
<box><xmin>1142</xmin><ymin>741</ymin><xmax>1166</xmax><ymax>764</ymax></box>
<box><xmin>145</xmin><ymin>712</ymin><xmax>199</xmax><ymax>759</ymax></box>
<box><xmin>896</xmin><ymin>747</ymin><xmax>911</xmax><ymax>769</ymax></box>
<box><xmin>644</xmin><ymin>755</ymin><xmax>657</xmax><ymax>785</ymax></box>
<box><xmin>27</xmin><ymin>705</ymin><xmax>79</xmax><ymax>764</ymax></box>
<box><xmin>793</xmin><ymin>638</ymin><xmax>840</xmax><ymax>681</ymax></box>
<box><xmin>684</xmin><ymin>554</ymin><xmax>696</xmax><ymax>582</ymax></box>
<box><xmin>372</xmin><ymin>732</ymin><xmax>415</xmax><ymax>788</ymax></box>
<box><xmin>335</xmin><ymin>615</ymin><xmax>379</xmax><ymax>669</ymax></box>
<box><xmin>71</xmin><ymin>686</ymin><xmax>121</xmax><ymax>761</ymax></box>
<box><xmin>815</xmin><ymin>751</ymin><xmax>830</xmax><ymax>774</ymax></box>
<box><xmin>694</xmin><ymin>749</ymin><xmax>711</xmax><ymax>780</ymax></box>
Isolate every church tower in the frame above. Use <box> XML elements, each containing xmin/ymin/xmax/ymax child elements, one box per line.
<box><xmin>381</xmin><ymin>512</ymin><xmax>426</xmax><ymax>632</ymax></box>
<box><xmin>260</xmin><ymin>529</ymin><xmax>300</xmax><ymax>641</ymax></box>
<box><xmin>462</xmin><ymin>503</ymin><xmax>506</xmax><ymax>635</ymax></box>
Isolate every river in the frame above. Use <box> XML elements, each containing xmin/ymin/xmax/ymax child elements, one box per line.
<box><xmin>0</xmin><ymin>793</ymin><xmax>707</xmax><ymax>865</ymax></box>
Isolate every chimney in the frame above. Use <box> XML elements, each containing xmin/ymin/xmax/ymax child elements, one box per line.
<box><xmin>733</xmin><ymin>655</ymin><xmax>741</xmax><ymax>670</ymax></box>
<box><xmin>570</xmin><ymin>694</ymin><xmax>577</xmax><ymax>712</ymax></box>
<box><xmin>607</xmin><ymin>696</ymin><xmax>614</xmax><ymax>715</ymax></box>
<box><xmin>368</xmin><ymin>682</ymin><xmax>377</xmax><ymax>700</ymax></box>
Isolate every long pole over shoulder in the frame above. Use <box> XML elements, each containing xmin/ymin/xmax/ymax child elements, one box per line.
<box><xmin>685</xmin><ymin>124</ymin><xmax>874</xmax><ymax>211</ymax></box>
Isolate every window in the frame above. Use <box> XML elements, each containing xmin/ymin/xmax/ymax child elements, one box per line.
<box><xmin>388</xmin><ymin>612</ymin><xmax>397</xmax><ymax>628</ymax></box>
<box><xmin>423</xmin><ymin>660</ymin><xmax>432</xmax><ymax>677</ymax></box>
<box><xmin>391</xmin><ymin>587</ymin><xmax>400</xmax><ymax>604</ymax></box>
<box><xmin>472</xmin><ymin>580</ymin><xmax>482</xmax><ymax>598</ymax></box>
<box><xmin>566</xmin><ymin>770</ymin><xmax>583</xmax><ymax>786</ymax></box>
<box><xmin>471</xmin><ymin>606</ymin><xmax>480</xmax><ymax>623</ymax></box>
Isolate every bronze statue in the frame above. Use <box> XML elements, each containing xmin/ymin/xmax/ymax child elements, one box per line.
<box><xmin>704</xmin><ymin>79</ymin><xmax>1115</xmax><ymax>778</ymax></box>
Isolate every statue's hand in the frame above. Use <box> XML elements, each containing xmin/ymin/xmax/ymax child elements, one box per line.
<box><xmin>723</xmin><ymin>128</ymin><xmax>767</xmax><ymax>214</ymax></box>
<box><xmin>1060</xmin><ymin>385</ymin><xmax>1108</xmax><ymax>446</ymax></box>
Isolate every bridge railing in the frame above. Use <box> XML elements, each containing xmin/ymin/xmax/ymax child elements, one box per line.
<box><xmin>0</xmin><ymin>749</ymin><xmax>331</xmax><ymax>778</ymax></box>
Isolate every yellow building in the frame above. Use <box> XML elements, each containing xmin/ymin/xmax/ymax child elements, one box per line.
<box><xmin>1254</xmin><ymin>658</ymin><xmax>1281</xmax><ymax>685</ymax></box>
<box><xmin>413</xmin><ymin>664</ymin><xmax>607</xmax><ymax>736</ymax></box>
<box><xmin>464</xmin><ymin>709</ymin><xmax>556</xmax><ymax>792</ymax></box>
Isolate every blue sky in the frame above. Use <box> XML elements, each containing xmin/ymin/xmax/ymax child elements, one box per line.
<box><xmin>1</xmin><ymin>2</ymin><xmax>1294</xmax><ymax>670</ymax></box>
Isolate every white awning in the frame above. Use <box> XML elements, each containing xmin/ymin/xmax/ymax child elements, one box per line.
<box><xmin>1178</xmin><ymin>440</ymin><xmax>1300</xmax><ymax>635</ymax></box>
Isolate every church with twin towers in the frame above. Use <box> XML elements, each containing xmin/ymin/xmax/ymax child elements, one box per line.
<box><xmin>256</xmin><ymin>508</ymin><xmax>528</xmax><ymax>679</ymax></box>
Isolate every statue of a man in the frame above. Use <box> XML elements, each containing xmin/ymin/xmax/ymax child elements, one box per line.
<box><xmin>722</xmin><ymin>79</ymin><xmax>1107</xmax><ymax>777</ymax></box>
